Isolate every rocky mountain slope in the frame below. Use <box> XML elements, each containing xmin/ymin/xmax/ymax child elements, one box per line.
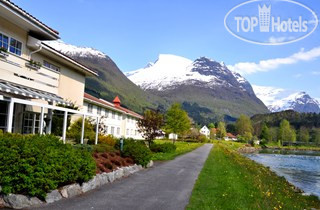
<box><xmin>253</xmin><ymin>85</ymin><xmax>320</xmax><ymax>113</ymax></box>
<box><xmin>127</xmin><ymin>54</ymin><xmax>269</xmax><ymax>123</ymax></box>
<box><xmin>45</xmin><ymin>41</ymin><xmax>166</xmax><ymax>113</ymax></box>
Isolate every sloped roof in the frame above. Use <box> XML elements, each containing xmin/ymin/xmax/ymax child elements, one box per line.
<box><xmin>84</xmin><ymin>93</ymin><xmax>143</xmax><ymax>119</ymax></box>
<box><xmin>226</xmin><ymin>133</ymin><xmax>237</xmax><ymax>138</ymax></box>
<box><xmin>0</xmin><ymin>0</ymin><xmax>60</xmax><ymax>39</ymax></box>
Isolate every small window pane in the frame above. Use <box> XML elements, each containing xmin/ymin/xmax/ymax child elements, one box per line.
<box><xmin>9</xmin><ymin>38</ymin><xmax>22</xmax><ymax>56</ymax></box>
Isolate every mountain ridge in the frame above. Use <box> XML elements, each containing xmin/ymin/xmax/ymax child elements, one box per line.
<box><xmin>253</xmin><ymin>85</ymin><xmax>320</xmax><ymax>113</ymax></box>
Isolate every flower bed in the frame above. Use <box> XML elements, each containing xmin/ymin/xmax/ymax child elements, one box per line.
<box><xmin>94</xmin><ymin>151</ymin><xmax>135</xmax><ymax>174</ymax></box>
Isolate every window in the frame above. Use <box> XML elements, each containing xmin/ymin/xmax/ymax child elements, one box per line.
<box><xmin>43</xmin><ymin>61</ymin><xmax>60</xmax><ymax>72</ymax></box>
<box><xmin>105</xmin><ymin>126</ymin><xmax>108</xmax><ymax>134</ymax></box>
<box><xmin>0</xmin><ymin>101</ymin><xmax>8</xmax><ymax>131</ymax></box>
<box><xmin>126</xmin><ymin>129</ymin><xmax>129</xmax><ymax>136</ymax></box>
<box><xmin>87</xmin><ymin>104</ymin><xmax>93</xmax><ymax>113</ymax></box>
<box><xmin>105</xmin><ymin>109</ymin><xmax>109</xmax><ymax>117</ymax></box>
<box><xmin>0</xmin><ymin>33</ymin><xmax>9</xmax><ymax>50</ymax></box>
<box><xmin>111</xmin><ymin>126</ymin><xmax>115</xmax><ymax>135</ymax></box>
<box><xmin>135</xmin><ymin>130</ymin><xmax>138</xmax><ymax>136</ymax></box>
<box><xmin>9</xmin><ymin>38</ymin><xmax>22</xmax><ymax>56</ymax></box>
<box><xmin>117</xmin><ymin>127</ymin><xmax>120</xmax><ymax>135</ymax></box>
<box><xmin>112</xmin><ymin>111</ymin><xmax>115</xmax><ymax>119</ymax></box>
<box><xmin>122</xmin><ymin>115</ymin><xmax>126</xmax><ymax>120</ymax></box>
<box><xmin>131</xmin><ymin>129</ymin><xmax>134</xmax><ymax>135</ymax></box>
<box><xmin>97</xmin><ymin>106</ymin><xmax>101</xmax><ymax>115</ymax></box>
<box><xmin>22</xmin><ymin>112</ymin><xmax>40</xmax><ymax>134</ymax></box>
<box><xmin>118</xmin><ymin>114</ymin><xmax>121</xmax><ymax>120</ymax></box>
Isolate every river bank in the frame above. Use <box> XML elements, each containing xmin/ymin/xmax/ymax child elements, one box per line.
<box><xmin>187</xmin><ymin>141</ymin><xmax>320</xmax><ymax>209</ymax></box>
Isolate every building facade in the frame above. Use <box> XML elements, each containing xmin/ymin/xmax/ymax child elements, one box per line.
<box><xmin>83</xmin><ymin>93</ymin><xmax>143</xmax><ymax>139</ymax></box>
<box><xmin>0</xmin><ymin>0</ymin><xmax>98</xmax><ymax>142</ymax></box>
<box><xmin>200</xmin><ymin>126</ymin><xmax>210</xmax><ymax>138</ymax></box>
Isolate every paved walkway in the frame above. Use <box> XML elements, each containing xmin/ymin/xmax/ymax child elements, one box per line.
<box><xmin>34</xmin><ymin>144</ymin><xmax>213</xmax><ymax>210</ymax></box>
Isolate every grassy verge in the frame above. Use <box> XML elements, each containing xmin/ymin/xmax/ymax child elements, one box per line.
<box><xmin>151</xmin><ymin>140</ymin><xmax>204</xmax><ymax>161</ymax></box>
<box><xmin>187</xmin><ymin>141</ymin><xmax>320</xmax><ymax>210</ymax></box>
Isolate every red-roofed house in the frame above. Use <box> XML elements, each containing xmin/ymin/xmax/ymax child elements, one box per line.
<box><xmin>225</xmin><ymin>133</ymin><xmax>237</xmax><ymax>141</ymax></box>
<box><xmin>83</xmin><ymin>93</ymin><xmax>143</xmax><ymax>139</ymax></box>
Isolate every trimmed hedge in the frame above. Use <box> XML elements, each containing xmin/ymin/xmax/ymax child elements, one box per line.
<box><xmin>0</xmin><ymin>134</ymin><xmax>96</xmax><ymax>199</ymax></box>
<box><xmin>150</xmin><ymin>143</ymin><xmax>176</xmax><ymax>153</ymax></box>
<box><xmin>120</xmin><ymin>139</ymin><xmax>152</xmax><ymax>167</ymax></box>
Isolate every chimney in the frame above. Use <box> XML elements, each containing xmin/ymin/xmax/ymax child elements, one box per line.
<box><xmin>113</xmin><ymin>96</ymin><xmax>121</xmax><ymax>107</ymax></box>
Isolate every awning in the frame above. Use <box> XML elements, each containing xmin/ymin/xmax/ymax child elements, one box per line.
<box><xmin>0</xmin><ymin>80</ymin><xmax>68</xmax><ymax>105</ymax></box>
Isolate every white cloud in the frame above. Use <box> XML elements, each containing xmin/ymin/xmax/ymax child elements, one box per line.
<box><xmin>228</xmin><ymin>46</ymin><xmax>320</xmax><ymax>75</ymax></box>
<box><xmin>311</xmin><ymin>71</ymin><xmax>320</xmax><ymax>75</ymax></box>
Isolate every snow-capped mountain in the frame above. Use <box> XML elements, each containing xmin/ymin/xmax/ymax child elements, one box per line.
<box><xmin>253</xmin><ymin>85</ymin><xmax>320</xmax><ymax>113</ymax></box>
<box><xmin>126</xmin><ymin>54</ymin><xmax>254</xmax><ymax>95</ymax></box>
<box><xmin>44</xmin><ymin>40</ymin><xmax>107</xmax><ymax>59</ymax></box>
<box><xmin>126</xmin><ymin>54</ymin><xmax>268</xmax><ymax>121</ymax></box>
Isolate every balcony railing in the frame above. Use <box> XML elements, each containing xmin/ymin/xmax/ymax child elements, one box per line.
<box><xmin>0</xmin><ymin>52</ymin><xmax>59</xmax><ymax>94</ymax></box>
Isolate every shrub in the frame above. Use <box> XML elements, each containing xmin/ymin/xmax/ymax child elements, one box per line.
<box><xmin>121</xmin><ymin>140</ymin><xmax>152</xmax><ymax>167</ymax></box>
<box><xmin>93</xmin><ymin>143</ymin><xmax>116</xmax><ymax>153</ymax></box>
<box><xmin>198</xmin><ymin>135</ymin><xmax>208</xmax><ymax>143</ymax></box>
<box><xmin>98</xmin><ymin>135</ymin><xmax>116</xmax><ymax>147</ymax></box>
<box><xmin>0</xmin><ymin>134</ymin><xmax>96</xmax><ymax>199</ymax></box>
<box><xmin>67</xmin><ymin>117</ymin><xmax>96</xmax><ymax>144</ymax></box>
<box><xmin>150</xmin><ymin>143</ymin><xmax>176</xmax><ymax>153</ymax></box>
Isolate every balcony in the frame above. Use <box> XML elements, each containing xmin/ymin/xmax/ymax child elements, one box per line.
<box><xmin>0</xmin><ymin>52</ymin><xmax>59</xmax><ymax>95</ymax></box>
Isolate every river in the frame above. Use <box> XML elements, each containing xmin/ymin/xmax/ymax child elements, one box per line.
<box><xmin>246</xmin><ymin>149</ymin><xmax>320</xmax><ymax>198</ymax></box>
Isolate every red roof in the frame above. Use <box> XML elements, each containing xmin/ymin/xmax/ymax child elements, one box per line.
<box><xmin>84</xmin><ymin>93</ymin><xmax>143</xmax><ymax>119</ymax></box>
<box><xmin>113</xmin><ymin>96</ymin><xmax>121</xmax><ymax>104</ymax></box>
<box><xmin>227</xmin><ymin>133</ymin><xmax>237</xmax><ymax>138</ymax></box>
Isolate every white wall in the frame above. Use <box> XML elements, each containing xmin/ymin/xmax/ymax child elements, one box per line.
<box><xmin>83</xmin><ymin>102</ymin><xmax>143</xmax><ymax>139</ymax></box>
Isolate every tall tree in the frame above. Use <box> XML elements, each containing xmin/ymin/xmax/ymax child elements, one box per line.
<box><xmin>164</xmin><ymin>103</ymin><xmax>191</xmax><ymax>143</ymax></box>
<box><xmin>299</xmin><ymin>127</ymin><xmax>310</xmax><ymax>143</ymax></box>
<box><xmin>216</xmin><ymin>122</ymin><xmax>227</xmax><ymax>139</ymax></box>
<box><xmin>269</xmin><ymin>127</ymin><xmax>278</xmax><ymax>142</ymax></box>
<box><xmin>260</xmin><ymin>123</ymin><xmax>271</xmax><ymax>142</ymax></box>
<box><xmin>313</xmin><ymin>128</ymin><xmax>320</xmax><ymax>144</ymax></box>
<box><xmin>278</xmin><ymin>119</ymin><xmax>296</xmax><ymax>144</ymax></box>
<box><xmin>137</xmin><ymin>110</ymin><xmax>164</xmax><ymax>147</ymax></box>
<box><xmin>208</xmin><ymin>123</ymin><xmax>215</xmax><ymax>129</ymax></box>
<box><xmin>235</xmin><ymin>114</ymin><xmax>253</xmax><ymax>135</ymax></box>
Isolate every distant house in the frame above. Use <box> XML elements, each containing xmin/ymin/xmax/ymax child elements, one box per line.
<box><xmin>225</xmin><ymin>133</ymin><xmax>237</xmax><ymax>141</ymax></box>
<box><xmin>200</xmin><ymin>126</ymin><xmax>210</xmax><ymax>138</ymax></box>
<box><xmin>169</xmin><ymin>133</ymin><xmax>178</xmax><ymax>140</ymax></box>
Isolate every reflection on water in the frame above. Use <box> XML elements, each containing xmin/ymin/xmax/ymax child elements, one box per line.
<box><xmin>246</xmin><ymin>151</ymin><xmax>320</xmax><ymax>198</ymax></box>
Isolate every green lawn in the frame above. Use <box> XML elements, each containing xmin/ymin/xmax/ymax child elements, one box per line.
<box><xmin>151</xmin><ymin>140</ymin><xmax>204</xmax><ymax>161</ymax></box>
<box><xmin>187</xmin><ymin>142</ymin><xmax>320</xmax><ymax>210</ymax></box>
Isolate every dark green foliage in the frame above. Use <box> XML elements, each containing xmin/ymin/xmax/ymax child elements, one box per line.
<box><xmin>137</xmin><ymin>110</ymin><xmax>164</xmax><ymax>146</ymax></box>
<box><xmin>260</xmin><ymin>123</ymin><xmax>271</xmax><ymax>142</ymax></box>
<box><xmin>0</xmin><ymin>134</ymin><xmax>96</xmax><ymax>199</ymax></box>
<box><xmin>67</xmin><ymin>117</ymin><xmax>96</xmax><ymax>144</ymax></box>
<box><xmin>251</xmin><ymin>110</ymin><xmax>320</xmax><ymax>129</ymax></box>
<box><xmin>150</xmin><ymin>143</ymin><xmax>176</xmax><ymax>153</ymax></box>
<box><xmin>226</xmin><ymin>123</ymin><xmax>236</xmax><ymax>134</ymax></box>
<box><xmin>121</xmin><ymin>140</ymin><xmax>152</xmax><ymax>167</ymax></box>
<box><xmin>93</xmin><ymin>143</ymin><xmax>116</xmax><ymax>153</ymax></box>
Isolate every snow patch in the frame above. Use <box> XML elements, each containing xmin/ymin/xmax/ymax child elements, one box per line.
<box><xmin>44</xmin><ymin>40</ymin><xmax>106</xmax><ymax>59</ymax></box>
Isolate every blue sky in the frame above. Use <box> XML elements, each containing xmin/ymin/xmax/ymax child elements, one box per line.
<box><xmin>13</xmin><ymin>0</ymin><xmax>320</xmax><ymax>99</ymax></box>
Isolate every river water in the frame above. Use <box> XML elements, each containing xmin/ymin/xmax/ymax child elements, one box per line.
<box><xmin>246</xmin><ymin>149</ymin><xmax>320</xmax><ymax>198</ymax></box>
